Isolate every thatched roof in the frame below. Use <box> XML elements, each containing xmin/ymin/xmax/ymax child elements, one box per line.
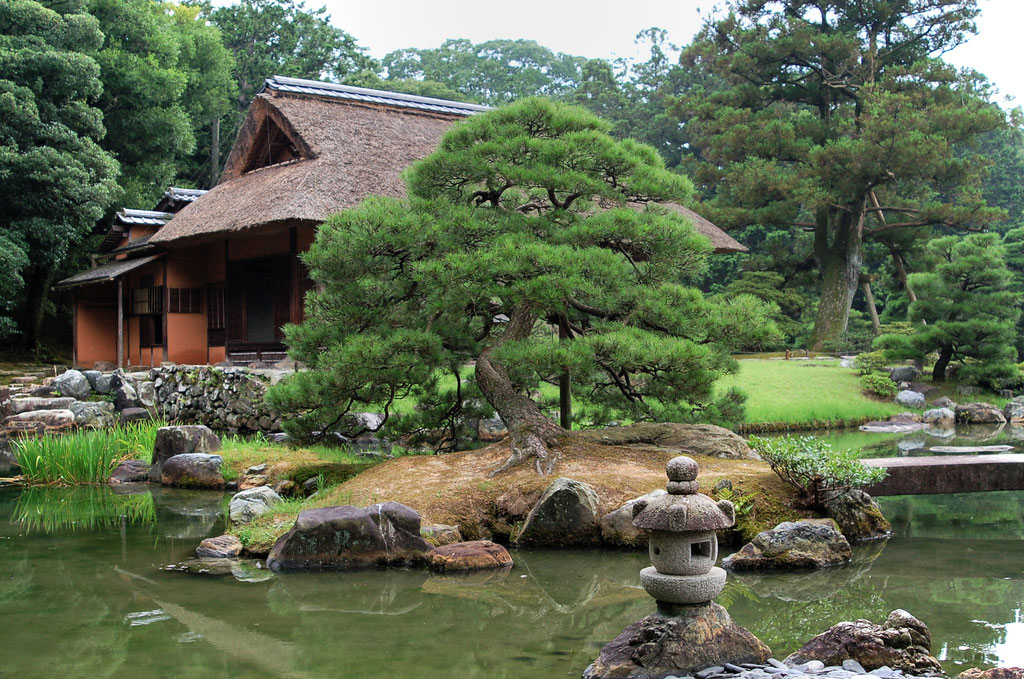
<box><xmin>55</xmin><ymin>254</ymin><xmax>162</xmax><ymax>289</ymax></box>
<box><xmin>152</xmin><ymin>77</ymin><xmax>745</xmax><ymax>255</ymax></box>
<box><xmin>151</xmin><ymin>81</ymin><xmax>480</xmax><ymax>248</ymax></box>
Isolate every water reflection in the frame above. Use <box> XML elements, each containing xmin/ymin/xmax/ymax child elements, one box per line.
<box><xmin>804</xmin><ymin>423</ymin><xmax>1024</xmax><ymax>458</ymax></box>
<box><xmin>1</xmin><ymin>485</ymin><xmax>1023</xmax><ymax>677</ymax></box>
<box><xmin>14</xmin><ymin>484</ymin><xmax>156</xmax><ymax>533</ymax></box>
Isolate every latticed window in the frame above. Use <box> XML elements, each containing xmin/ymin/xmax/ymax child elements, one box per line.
<box><xmin>131</xmin><ymin>286</ymin><xmax>164</xmax><ymax>315</ymax></box>
<box><xmin>207</xmin><ymin>285</ymin><xmax>225</xmax><ymax>330</ymax></box>
<box><xmin>168</xmin><ymin>287</ymin><xmax>203</xmax><ymax>314</ymax></box>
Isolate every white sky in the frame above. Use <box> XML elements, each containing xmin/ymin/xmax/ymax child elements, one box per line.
<box><xmin>321</xmin><ymin>0</ymin><xmax>1023</xmax><ymax>107</ymax></box>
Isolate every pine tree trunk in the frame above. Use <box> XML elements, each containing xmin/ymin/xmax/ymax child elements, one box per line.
<box><xmin>475</xmin><ymin>304</ymin><xmax>565</xmax><ymax>475</ymax></box>
<box><xmin>20</xmin><ymin>264</ymin><xmax>55</xmax><ymax>354</ymax></box>
<box><xmin>811</xmin><ymin>205</ymin><xmax>865</xmax><ymax>351</ymax></box>
<box><xmin>933</xmin><ymin>344</ymin><xmax>954</xmax><ymax>382</ymax></box>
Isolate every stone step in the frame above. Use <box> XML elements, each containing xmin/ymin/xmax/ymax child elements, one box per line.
<box><xmin>8</xmin><ymin>397</ymin><xmax>76</xmax><ymax>414</ymax></box>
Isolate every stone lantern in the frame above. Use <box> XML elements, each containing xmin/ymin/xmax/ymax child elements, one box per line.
<box><xmin>584</xmin><ymin>456</ymin><xmax>770</xmax><ymax>679</ymax></box>
<box><xmin>632</xmin><ymin>455</ymin><xmax>735</xmax><ymax>607</ymax></box>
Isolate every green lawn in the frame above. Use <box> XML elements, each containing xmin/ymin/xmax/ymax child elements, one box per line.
<box><xmin>717</xmin><ymin>358</ymin><xmax>904</xmax><ymax>427</ymax></box>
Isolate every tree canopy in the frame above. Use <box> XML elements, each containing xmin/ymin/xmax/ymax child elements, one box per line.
<box><xmin>677</xmin><ymin>0</ymin><xmax>1006</xmax><ymax>350</ymax></box>
<box><xmin>0</xmin><ymin>0</ymin><xmax>119</xmax><ymax>345</ymax></box>
<box><xmin>268</xmin><ymin>99</ymin><xmax>778</xmax><ymax>473</ymax></box>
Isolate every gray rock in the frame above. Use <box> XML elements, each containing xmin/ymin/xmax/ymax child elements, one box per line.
<box><xmin>894</xmin><ymin>391</ymin><xmax>926</xmax><ymax>409</ymax></box>
<box><xmin>956</xmin><ymin>402</ymin><xmax>1006</xmax><ymax>425</ymax></box>
<box><xmin>583</xmin><ymin>604</ymin><xmax>771</xmax><ymax>679</ymax></box>
<box><xmin>921</xmin><ymin>408</ymin><xmax>954</xmax><ymax>427</ymax></box>
<box><xmin>599</xmin><ymin>489</ymin><xmax>667</xmax><ymax>548</ymax></box>
<box><xmin>824</xmin><ymin>490</ymin><xmax>892</xmax><ymax>543</ymax></box>
<box><xmin>785</xmin><ymin>609</ymin><xmax>942</xmax><ymax>675</ymax></box>
<box><xmin>843</xmin><ymin>660</ymin><xmax>867</xmax><ymax>674</ymax></box>
<box><xmin>1004</xmin><ymin>401</ymin><xmax>1024</xmax><ymax>423</ymax></box>
<box><xmin>119</xmin><ymin>407</ymin><xmax>152</xmax><ymax>424</ymax></box>
<box><xmin>931</xmin><ymin>396</ymin><xmax>958</xmax><ymax>410</ymax></box>
<box><xmin>266</xmin><ymin>501</ymin><xmax>432</xmax><ymax>570</ymax></box>
<box><xmin>70</xmin><ymin>400</ymin><xmax>115</xmax><ymax>429</ymax></box>
<box><xmin>229</xmin><ymin>485</ymin><xmax>282</xmax><ymax>524</ymax></box>
<box><xmin>722</xmin><ymin>519</ymin><xmax>852</xmax><ymax>571</ymax></box>
<box><xmin>9</xmin><ymin>397</ymin><xmax>76</xmax><ymax>413</ymax></box>
<box><xmin>889</xmin><ymin>367</ymin><xmax>920</xmax><ymax>383</ymax></box>
<box><xmin>149</xmin><ymin>425</ymin><xmax>221</xmax><ymax>481</ymax></box>
<box><xmin>515</xmin><ymin>477</ymin><xmax>601</xmax><ymax>546</ymax></box>
<box><xmin>2</xmin><ymin>409</ymin><xmax>76</xmax><ymax>436</ymax></box>
<box><xmin>196</xmin><ymin>534</ymin><xmax>243</xmax><ymax>558</ymax></box>
<box><xmin>160</xmin><ymin>453</ymin><xmax>224</xmax><ymax>489</ymax></box>
<box><xmin>82</xmin><ymin>370</ymin><xmax>103</xmax><ymax>391</ymax></box>
<box><xmin>54</xmin><ymin>369</ymin><xmax>91</xmax><ymax>400</ymax></box>
<box><xmin>246</xmin><ymin>463</ymin><xmax>267</xmax><ymax>474</ymax></box>
<box><xmin>421</xmin><ymin>523</ymin><xmax>463</xmax><ymax>546</ymax></box>
<box><xmin>110</xmin><ymin>371</ymin><xmax>139</xmax><ymax>410</ymax></box>
<box><xmin>108</xmin><ymin>459</ymin><xmax>150</xmax><ymax>484</ymax></box>
<box><xmin>137</xmin><ymin>381</ymin><xmax>156</xmax><ymax>408</ymax></box>
<box><xmin>477</xmin><ymin>415</ymin><xmax>508</xmax><ymax>441</ymax></box>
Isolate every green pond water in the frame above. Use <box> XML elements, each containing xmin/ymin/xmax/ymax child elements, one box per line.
<box><xmin>2</xmin><ymin>481</ymin><xmax>1024</xmax><ymax>677</ymax></box>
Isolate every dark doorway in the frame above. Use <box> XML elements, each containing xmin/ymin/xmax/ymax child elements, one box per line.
<box><xmin>244</xmin><ymin>267</ymin><xmax>275</xmax><ymax>342</ymax></box>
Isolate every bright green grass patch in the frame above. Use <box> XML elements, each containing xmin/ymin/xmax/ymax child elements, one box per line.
<box><xmin>717</xmin><ymin>359</ymin><xmax>904</xmax><ymax>426</ymax></box>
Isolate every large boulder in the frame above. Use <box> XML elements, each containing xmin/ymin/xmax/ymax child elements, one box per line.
<box><xmin>70</xmin><ymin>400</ymin><xmax>115</xmax><ymax>429</ymax></box>
<box><xmin>824</xmin><ymin>490</ymin><xmax>892</xmax><ymax>542</ymax></box>
<box><xmin>8</xmin><ymin>397</ymin><xmax>75</xmax><ymax>414</ymax></box>
<box><xmin>583</xmin><ymin>603</ymin><xmax>772</xmax><ymax>679</ymax></box>
<box><xmin>82</xmin><ymin>370</ymin><xmax>107</xmax><ymax>393</ymax></box>
<box><xmin>428</xmin><ymin>540</ymin><xmax>513</xmax><ymax>572</ymax></box>
<box><xmin>722</xmin><ymin>519</ymin><xmax>852</xmax><ymax>571</ymax></box>
<box><xmin>922</xmin><ymin>407</ymin><xmax>955</xmax><ymax>427</ymax></box>
<box><xmin>895</xmin><ymin>390</ymin><xmax>926</xmax><ymax>408</ymax></box>
<box><xmin>889</xmin><ymin>366</ymin><xmax>920</xmax><ymax>383</ymax></box>
<box><xmin>1</xmin><ymin>409</ymin><xmax>76</xmax><ymax>436</ymax></box>
<box><xmin>229</xmin><ymin>486</ymin><xmax>282</xmax><ymax>524</ymax></box>
<box><xmin>108</xmin><ymin>459</ymin><xmax>150</xmax><ymax>484</ymax></box>
<box><xmin>578</xmin><ymin>422</ymin><xmax>756</xmax><ymax>459</ymax></box>
<box><xmin>599</xmin><ymin>489</ymin><xmax>667</xmax><ymax>548</ymax></box>
<box><xmin>786</xmin><ymin>609</ymin><xmax>943</xmax><ymax>675</ymax></box>
<box><xmin>956</xmin><ymin>402</ymin><xmax>1006</xmax><ymax>425</ymax></box>
<box><xmin>149</xmin><ymin>425</ymin><xmax>221</xmax><ymax>481</ymax></box>
<box><xmin>110</xmin><ymin>371</ymin><xmax>139</xmax><ymax>410</ymax></box>
<box><xmin>515</xmin><ymin>477</ymin><xmax>601</xmax><ymax>547</ymax></box>
<box><xmin>54</xmin><ymin>369</ymin><xmax>91</xmax><ymax>400</ymax></box>
<box><xmin>160</xmin><ymin>453</ymin><xmax>224</xmax><ymax>489</ymax></box>
<box><xmin>266</xmin><ymin>501</ymin><xmax>432</xmax><ymax>571</ymax></box>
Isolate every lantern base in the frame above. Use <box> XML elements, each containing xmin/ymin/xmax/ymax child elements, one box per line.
<box><xmin>639</xmin><ymin>565</ymin><xmax>726</xmax><ymax>605</ymax></box>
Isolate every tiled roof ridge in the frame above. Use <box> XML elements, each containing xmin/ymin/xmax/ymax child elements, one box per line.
<box><xmin>259</xmin><ymin>75</ymin><xmax>490</xmax><ymax>117</ymax></box>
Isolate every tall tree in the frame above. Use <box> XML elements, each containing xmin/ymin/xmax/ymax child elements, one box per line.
<box><xmin>0</xmin><ymin>0</ymin><xmax>119</xmax><ymax>349</ymax></box>
<box><xmin>88</xmin><ymin>0</ymin><xmax>196</xmax><ymax>208</ymax></box>
<box><xmin>678</xmin><ymin>0</ymin><xmax>1005</xmax><ymax>350</ymax></box>
<box><xmin>206</xmin><ymin>0</ymin><xmax>377</xmax><ymax>113</ymax></box>
<box><xmin>267</xmin><ymin>99</ymin><xmax>777</xmax><ymax>474</ymax></box>
<box><xmin>876</xmin><ymin>233</ymin><xmax>1019</xmax><ymax>385</ymax></box>
<box><xmin>382</xmin><ymin>38</ymin><xmax>588</xmax><ymax>106</ymax></box>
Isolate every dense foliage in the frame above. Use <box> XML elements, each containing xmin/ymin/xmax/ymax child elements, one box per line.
<box><xmin>677</xmin><ymin>0</ymin><xmax>1006</xmax><ymax>350</ymax></box>
<box><xmin>749</xmin><ymin>435</ymin><xmax>887</xmax><ymax>509</ymax></box>
<box><xmin>0</xmin><ymin>0</ymin><xmax>120</xmax><ymax>346</ymax></box>
<box><xmin>875</xmin><ymin>233</ymin><xmax>1020</xmax><ymax>386</ymax></box>
<box><xmin>268</xmin><ymin>99</ymin><xmax>778</xmax><ymax>472</ymax></box>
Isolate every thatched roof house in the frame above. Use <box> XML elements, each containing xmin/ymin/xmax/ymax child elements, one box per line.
<box><xmin>61</xmin><ymin>76</ymin><xmax>745</xmax><ymax>369</ymax></box>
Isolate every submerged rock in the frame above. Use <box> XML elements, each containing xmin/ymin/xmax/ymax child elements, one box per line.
<box><xmin>722</xmin><ymin>519</ymin><xmax>852</xmax><ymax>571</ymax></box>
<box><xmin>582</xmin><ymin>603</ymin><xmax>772</xmax><ymax>679</ymax></box>
<box><xmin>785</xmin><ymin>609</ymin><xmax>942</xmax><ymax>675</ymax></box>
<box><xmin>266</xmin><ymin>501</ymin><xmax>433</xmax><ymax>571</ymax></box>
<box><xmin>229</xmin><ymin>485</ymin><xmax>281</xmax><ymax>524</ymax></box>
<box><xmin>108</xmin><ymin>459</ymin><xmax>150</xmax><ymax>484</ymax></box>
<box><xmin>161</xmin><ymin>453</ymin><xmax>224</xmax><ymax>489</ymax></box>
<box><xmin>428</xmin><ymin>540</ymin><xmax>513</xmax><ymax>572</ymax></box>
<box><xmin>824</xmin><ymin>490</ymin><xmax>892</xmax><ymax>543</ymax></box>
<box><xmin>515</xmin><ymin>477</ymin><xmax>601</xmax><ymax>547</ymax></box>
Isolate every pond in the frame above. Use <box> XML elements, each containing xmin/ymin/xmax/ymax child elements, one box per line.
<box><xmin>781</xmin><ymin>423</ymin><xmax>1024</xmax><ymax>458</ymax></box>
<box><xmin>1</xmin><ymin>478</ymin><xmax>1022</xmax><ymax>676</ymax></box>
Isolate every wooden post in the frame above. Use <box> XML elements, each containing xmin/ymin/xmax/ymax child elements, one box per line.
<box><xmin>860</xmin><ymin>274</ymin><xmax>881</xmax><ymax>335</ymax></box>
<box><xmin>558</xmin><ymin>318</ymin><xmax>572</xmax><ymax>430</ymax></box>
<box><xmin>116</xmin><ymin>278</ymin><xmax>124</xmax><ymax>369</ymax></box>
<box><xmin>210</xmin><ymin>117</ymin><xmax>220</xmax><ymax>187</ymax></box>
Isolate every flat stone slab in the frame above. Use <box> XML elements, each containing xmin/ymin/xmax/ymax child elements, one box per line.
<box><xmin>863</xmin><ymin>454</ymin><xmax>1024</xmax><ymax>495</ymax></box>
<box><xmin>928</xmin><ymin>445</ymin><xmax>1014</xmax><ymax>454</ymax></box>
<box><xmin>858</xmin><ymin>422</ymin><xmax>924</xmax><ymax>433</ymax></box>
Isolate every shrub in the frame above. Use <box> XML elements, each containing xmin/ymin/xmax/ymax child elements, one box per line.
<box><xmin>853</xmin><ymin>351</ymin><xmax>888</xmax><ymax>376</ymax></box>
<box><xmin>860</xmin><ymin>372</ymin><xmax>898</xmax><ymax>398</ymax></box>
<box><xmin>748</xmin><ymin>434</ymin><xmax>886</xmax><ymax>509</ymax></box>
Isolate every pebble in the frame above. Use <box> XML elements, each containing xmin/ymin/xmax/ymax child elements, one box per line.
<box><xmin>690</xmin><ymin>660</ymin><xmax>933</xmax><ymax>679</ymax></box>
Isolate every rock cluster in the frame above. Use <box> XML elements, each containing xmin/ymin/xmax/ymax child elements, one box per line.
<box><xmin>152</xmin><ymin>365</ymin><xmax>284</xmax><ymax>433</ymax></box>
